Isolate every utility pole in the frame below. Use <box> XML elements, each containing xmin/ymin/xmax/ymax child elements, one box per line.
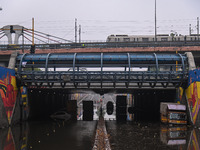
<box><xmin>79</xmin><ymin>25</ymin><xmax>81</xmax><ymax>43</ymax></box>
<box><xmin>197</xmin><ymin>17</ymin><xmax>199</xmax><ymax>40</ymax></box>
<box><xmin>75</xmin><ymin>18</ymin><xmax>77</xmax><ymax>43</ymax></box>
<box><xmin>22</xmin><ymin>27</ymin><xmax>24</xmax><ymax>53</ymax></box>
<box><xmin>30</xmin><ymin>17</ymin><xmax>35</xmax><ymax>54</ymax></box>
<box><xmin>155</xmin><ymin>0</ymin><xmax>157</xmax><ymax>42</ymax></box>
<box><xmin>32</xmin><ymin>18</ymin><xmax>34</xmax><ymax>45</ymax></box>
<box><xmin>189</xmin><ymin>24</ymin><xmax>191</xmax><ymax>35</ymax></box>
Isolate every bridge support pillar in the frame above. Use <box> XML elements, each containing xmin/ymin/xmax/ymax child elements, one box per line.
<box><xmin>180</xmin><ymin>68</ymin><xmax>200</xmax><ymax>126</ymax></box>
<box><xmin>8</xmin><ymin>51</ymin><xmax>18</xmax><ymax>69</ymax></box>
<box><xmin>185</xmin><ymin>52</ymin><xmax>196</xmax><ymax>71</ymax></box>
<box><xmin>179</xmin><ymin>53</ymin><xmax>200</xmax><ymax>126</ymax></box>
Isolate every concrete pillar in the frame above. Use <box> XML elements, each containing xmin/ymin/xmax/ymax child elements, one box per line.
<box><xmin>2</xmin><ymin>25</ymin><xmax>23</xmax><ymax>45</ymax></box>
<box><xmin>185</xmin><ymin>52</ymin><xmax>196</xmax><ymax>71</ymax></box>
<box><xmin>8</xmin><ymin>51</ymin><xmax>18</xmax><ymax>70</ymax></box>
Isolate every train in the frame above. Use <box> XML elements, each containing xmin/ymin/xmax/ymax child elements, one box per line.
<box><xmin>1</xmin><ymin>34</ymin><xmax>200</xmax><ymax>51</ymax></box>
<box><xmin>106</xmin><ymin>34</ymin><xmax>200</xmax><ymax>42</ymax></box>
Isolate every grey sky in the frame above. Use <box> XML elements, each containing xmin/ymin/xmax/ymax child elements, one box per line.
<box><xmin>0</xmin><ymin>0</ymin><xmax>200</xmax><ymax>42</ymax></box>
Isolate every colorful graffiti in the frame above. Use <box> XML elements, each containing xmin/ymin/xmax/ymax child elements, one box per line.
<box><xmin>188</xmin><ymin>129</ymin><xmax>200</xmax><ymax>150</ymax></box>
<box><xmin>185</xmin><ymin>68</ymin><xmax>200</xmax><ymax>125</ymax></box>
<box><xmin>3</xmin><ymin>128</ymin><xmax>15</xmax><ymax>150</ymax></box>
<box><xmin>20</xmin><ymin>86</ymin><xmax>29</xmax><ymax>120</ymax></box>
<box><xmin>0</xmin><ymin>66</ymin><xmax>18</xmax><ymax>124</ymax></box>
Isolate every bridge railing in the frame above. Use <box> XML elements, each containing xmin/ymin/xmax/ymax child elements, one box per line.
<box><xmin>1</xmin><ymin>40</ymin><xmax>200</xmax><ymax>50</ymax></box>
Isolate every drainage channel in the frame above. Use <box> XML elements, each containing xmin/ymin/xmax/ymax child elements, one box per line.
<box><xmin>93</xmin><ymin>116</ymin><xmax>111</xmax><ymax>150</ymax></box>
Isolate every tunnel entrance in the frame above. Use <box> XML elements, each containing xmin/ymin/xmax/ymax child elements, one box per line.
<box><xmin>132</xmin><ymin>89</ymin><xmax>177</xmax><ymax>122</ymax></box>
<box><xmin>28</xmin><ymin>89</ymin><xmax>70</xmax><ymax>120</ymax></box>
<box><xmin>27</xmin><ymin>88</ymin><xmax>177</xmax><ymax>123</ymax></box>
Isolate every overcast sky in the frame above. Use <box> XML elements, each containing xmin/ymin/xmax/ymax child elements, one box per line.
<box><xmin>0</xmin><ymin>0</ymin><xmax>200</xmax><ymax>42</ymax></box>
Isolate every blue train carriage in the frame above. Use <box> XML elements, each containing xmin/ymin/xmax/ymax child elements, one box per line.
<box><xmin>160</xmin><ymin>102</ymin><xmax>187</xmax><ymax>125</ymax></box>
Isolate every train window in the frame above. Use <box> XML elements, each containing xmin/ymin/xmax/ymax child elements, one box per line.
<box><xmin>118</xmin><ymin>38</ymin><xmax>120</xmax><ymax>42</ymax></box>
<box><xmin>195</xmin><ymin>37</ymin><xmax>197</xmax><ymax>41</ymax></box>
<box><xmin>161</xmin><ymin>38</ymin><xmax>168</xmax><ymax>41</ymax></box>
<box><xmin>124</xmin><ymin>38</ymin><xmax>130</xmax><ymax>42</ymax></box>
<box><xmin>115</xmin><ymin>38</ymin><xmax>117</xmax><ymax>42</ymax></box>
<box><xmin>142</xmin><ymin>38</ymin><xmax>149</xmax><ymax>42</ymax></box>
<box><xmin>191</xmin><ymin>37</ymin><xmax>193</xmax><ymax>41</ymax></box>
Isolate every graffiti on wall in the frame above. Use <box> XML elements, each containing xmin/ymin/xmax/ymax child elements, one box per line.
<box><xmin>185</xmin><ymin>68</ymin><xmax>200</xmax><ymax>124</ymax></box>
<box><xmin>20</xmin><ymin>86</ymin><xmax>29</xmax><ymax>120</ymax></box>
<box><xmin>0</xmin><ymin>66</ymin><xmax>18</xmax><ymax>124</ymax></box>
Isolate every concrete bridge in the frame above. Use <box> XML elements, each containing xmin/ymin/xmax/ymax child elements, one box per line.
<box><xmin>1</xmin><ymin>46</ymin><xmax>200</xmax><ymax>67</ymax></box>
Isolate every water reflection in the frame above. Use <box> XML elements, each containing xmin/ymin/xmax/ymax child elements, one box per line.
<box><xmin>106</xmin><ymin>121</ymin><xmax>200</xmax><ymax>150</ymax></box>
<box><xmin>0</xmin><ymin>120</ymin><xmax>97</xmax><ymax>150</ymax></box>
<box><xmin>161</xmin><ymin>126</ymin><xmax>200</xmax><ymax>149</ymax></box>
<box><xmin>160</xmin><ymin>126</ymin><xmax>187</xmax><ymax>145</ymax></box>
<box><xmin>1</xmin><ymin>121</ymin><xmax>200</xmax><ymax>150</ymax></box>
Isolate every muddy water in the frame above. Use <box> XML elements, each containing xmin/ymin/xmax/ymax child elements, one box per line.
<box><xmin>106</xmin><ymin>121</ymin><xmax>199</xmax><ymax>150</ymax></box>
<box><xmin>1</xmin><ymin>120</ymin><xmax>199</xmax><ymax>150</ymax></box>
<box><xmin>0</xmin><ymin>120</ymin><xmax>97</xmax><ymax>150</ymax></box>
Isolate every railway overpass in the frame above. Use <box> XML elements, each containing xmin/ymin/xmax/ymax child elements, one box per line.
<box><xmin>0</xmin><ymin>43</ymin><xmax>200</xmax><ymax>129</ymax></box>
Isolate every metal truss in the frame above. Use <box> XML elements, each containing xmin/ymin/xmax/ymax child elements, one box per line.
<box><xmin>16</xmin><ymin>53</ymin><xmax>188</xmax><ymax>89</ymax></box>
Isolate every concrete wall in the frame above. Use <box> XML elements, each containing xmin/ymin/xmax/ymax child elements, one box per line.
<box><xmin>0</xmin><ymin>66</ymin><xmax>19</xmax><ymax>128</ymax></box>
<box><xmin>179</xmin><ymin>68</ymin><xmax>200</xmax><ymax>126</ymax></box>
<box><xmin>185</xmin><ymin>68</ymin><xmax>200</xmax><ymax>126</ymax></box>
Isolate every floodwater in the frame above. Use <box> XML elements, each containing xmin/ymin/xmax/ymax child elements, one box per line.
<box><xmin>106</xmin><ymin>121</ymin><xmax>200</xmax><ymax>150</ymax></box>
<box><xmin>0</xmin><ymin>120</ymin><xmax>97</xmax><ymax>150</ymax></box>
<box><xmin>1</xmin><ymin>120</ymin><xmax>200</xmax><ymax>150</ymax></box>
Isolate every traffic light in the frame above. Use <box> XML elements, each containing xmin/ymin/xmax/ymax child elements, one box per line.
<box><xmin>30</xmin><ymin>45</ymin><xmax>35</xmax><ymax>54</ymax></box>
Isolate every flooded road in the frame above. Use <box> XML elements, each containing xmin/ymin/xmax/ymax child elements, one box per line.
<box><xmin>0</xmin><ymin>120</ymin><xmax>97</xmax><ymax>150</ymax></box>
<box><xmin>0</xmin><ymin>119</ymin><xmax>200</xmax><ymax>150</ymax></box>
<box><xmin>106</xmin><ymin>121</ymin><xmax>200</xmax><ymax>150</ymax></box>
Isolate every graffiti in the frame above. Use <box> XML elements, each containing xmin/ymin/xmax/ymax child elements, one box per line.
<box><xmin>185</xmin><ymin>68</ymin><xmax>200</xmax><ymax>124</ymax></box>
<box><xmin>20</xmin><ymin>86</ymin><xmax>29</xmax><ymax>120</ymax></box>
<box><xmin>188</xmin><ymin>129</ymin><xmax>200</xmax><ymax>150</ymax></box>
<box><xmin>186</xmin><ymin>81</ymin><xmax>200</xmax><ymax>124</ymax></box>
<box><xmin>3</xmin><ymin>128</ymin><xmax>15</xmax><ymax>150</ymax></box>
<box><xmin>0</xmin><ymin>66</ymin><xmax>18</xmax><ymax>124</ymax></box>
<box><xmin>177</xmin><ymin>87</ymin><xmax>184</xmax><ymax>104</ymax></box>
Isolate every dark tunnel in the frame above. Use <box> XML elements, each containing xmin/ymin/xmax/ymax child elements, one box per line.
<box><xmin>28</xmin><ymin>89</ymin><xmax>70</xmax><ymax>120</ymax></box>
<box><xmin>132</xmin><ymin>89</ymin><xmax>177</xmax><ymax>122</ymax></box>
<box><xmin>27</xmin><ymin>88</ymin><xmax>177</xmax><ymax>122</ymax></box>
